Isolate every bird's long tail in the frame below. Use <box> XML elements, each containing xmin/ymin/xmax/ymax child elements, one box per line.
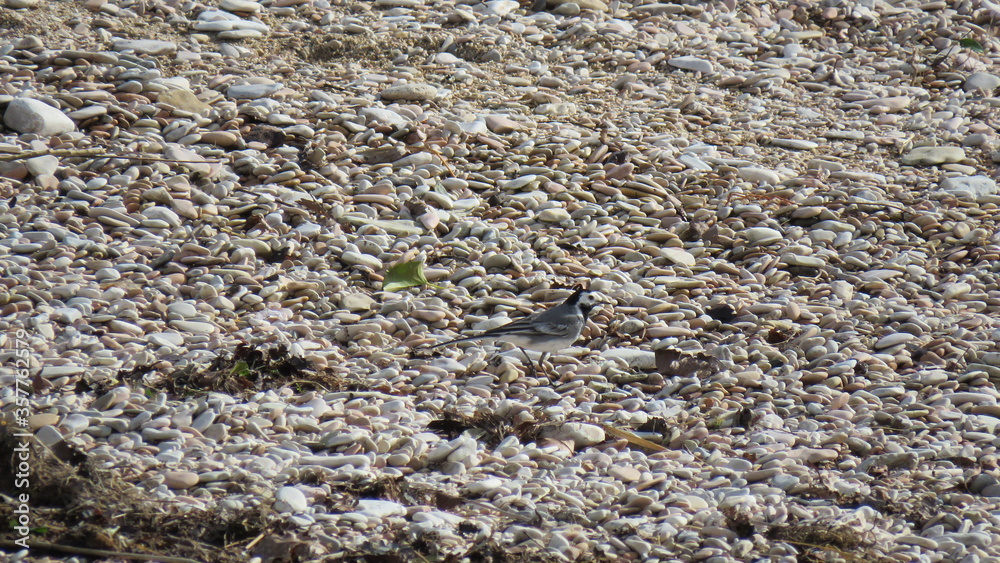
<box><xmin>428</xmin><ymin>334</ymin><xmax>491</xmax><ymax>349</ymax></box>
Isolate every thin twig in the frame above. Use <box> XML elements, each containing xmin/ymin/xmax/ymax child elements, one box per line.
<box><xmin>0</xmin><ymin>148</ymin><xmax>221</xmax><ymax>164</ymax></box>
<box><xmin>0</xmin><ymin>148</ymin><xmax>105</xmax><ymax>161</ymax></box>
<box><xmin>244</xmin><ymin>531</ymin><xmax>266</xmax><ymax>551</ymax></box>
<box><xmin>0</xmin><ymin>540</ymin><xmax>203</xmax><ymax>563</ymax></box>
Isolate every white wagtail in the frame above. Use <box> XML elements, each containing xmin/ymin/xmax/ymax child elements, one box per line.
<box><xmin>429</xmin><ymin>288</ymin><xmax>603</xmax><ymax>373</ymax></box>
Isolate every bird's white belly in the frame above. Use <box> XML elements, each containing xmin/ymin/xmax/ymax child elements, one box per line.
<box><xmin>497</xmin><ymin>333</ymin><xmax>576</xmax><ymax>353</ymax></box>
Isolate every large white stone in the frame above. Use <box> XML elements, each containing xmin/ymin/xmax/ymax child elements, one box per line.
<box><xmin>668</xmin><ymin>55</ymin><xmax>713</xmax><ymax>73</ymax></box>
<box><xmin>274</xmin><ymin>486</ymin><xmax>308</xmax><ymax>512</ymax></box>
<box><xmin>113</xmin><ymin>39</ymin><xmax>178</xmax><ymax>55</ymax></box>
<box><xmin>940</xmin><ymin>175</ymin><xmax>998</xmax><ymax>200</ymax></box>
<box><xmin>4</xmin><ymin>98</ymin><xmax>75</xmax><ymax>135</ymax></box>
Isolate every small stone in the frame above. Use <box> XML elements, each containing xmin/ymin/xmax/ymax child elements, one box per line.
<box><xmin>668</xmin><ymin>56</ymin><xmax>714</xmax><ymax>73</ymax></box>
<box><xmin>874</xmin><ymin>333</ymin><xmax>915</xmax><ymax>350</ymax></box>
<box><xmin>535</xmin><ymin>103</ymin><xmax>578</xmax><ymax>116</ymax></box>
<box><xmin>342</xmin><ymin>251</ymin><xmax>382</xmax><ymax>269</ymax></box>
<box><xmin>633</xmin><ymin>3</ymin><xmax>684</xmax><ymax>14</ymax></box>
<box><xmin>164</xmin><ymin>146</ymin><xmax>213</xmax><ymax>177</ymax></box>
<box><xmin>274</xmin><ymin>486</ymin><xmax>308</xmax><ymax>512</ymax></box>
<box><xmin>941</xmin><ymin>282</ymin><xmax>972</xmax><ymax>300</ymax></box>
<box><xmin>92</xmin><ymin>387</ymin><xmax>129</xmax><ymax>410</ymax></box>
<box><xmin>149</xmin><ymin>331</ymin><xmax>184</xmax><ymax>347</ymax></box>
<box><xmin>4</xmin><ymin>98</ymin><xmax>75</xmax><ymax>135</ymax></box>
<box><xmin>392</xmin><ymin>152</ymin><xmax>434</xmax><ymax>168</ymax></box>
<box><xmin>169</xmin><ymin>320</ymin><xmax>219</xmax><ymax>334</ymax></box>
<box><xmin>769</xmin><ymin>138</ymin><xmax>818</xmax><ymax>150</ymax></box>
<box><xmin>807</xmin><ymin>159</ymin><xmax>846</xmax><ymax>172</ymax></box>
<box><xmin>433</xmin><ymin>52</ymin><xmax>462</xmax><ymax>65</ymax></box>
<box><xmin>219</xmin><ymin>0</ymin><xmax>261</xmax><ymax>11</ymax></box>
<box><xmin>25</xmin><ymin>155</ymin><xmax>58</xmax><ymax>176</ymax></box>
<box><xmin>737</xmin><ymin>167</ymin><xmax>782</xmax><ymax>184</ymax></box>
<box><xmin>28</xmin><ymin>413</ymin><xmax>60</xmax><ymax>431</ymax></box>
<box><xmin>901</xmin><ymin>146</ymin><xmax>965</xmax><ymax>166</ymax></box>
<box><xmin>158</xmin><ymin>88</ymin><xmax>211</xmax><ymax>114</ymax></box>
<box><xmin>467</xmin><ymin>478</ymin><xmax>504</xmax><ymax>495</ymax></box>
<box><xmin>357</xmin><ymin>146</ymin><xmax>407</xmax><ymax>164</ymax></box>
<box><xmin>360</xmin><ymin>107</ymin><xmax>409</xmax><ymax>128</ymax></box>
<box><xmin>552</xmin><ymin>1</ymin><xmax>579</xmax><ymax>15</ymax></box>
<box><xmin>485</xmin><ymin>114</ymin><xmax>519</xmax><ymax>134</ymax></box>
<box><xmin>51</xmin><ymin>307</ymin><xmax>83</xmax><ymax>324</ymax></box>
<box><xmin>164</xmin><ymin>471</ymin><xmax>199</xmax><ymax>489</ymax></box>
<box><xmin>743</xmin><ymin>227</ymin><xmax>783</xmax><ymax>245</ymax></box>
<box><xmin>167</xmin><ymin>302</ymin><xmax>198</xmax><ymax>318</ymax></box>
<box><xmin>608</xmin><ymin>465</ymin><xmax>641</xmax><ymax>482</ymax></box>
<box><xmin>940</xmin><ymin>175</ymin><xmax>998</xmax><ymax>200</ymax></box>
<box><xmin>97</xmin><ymin>268</ymin><xmax>124</xmax><ymax>283</ymax></box>
<box><xmin>542</xmin><ymin>422</ymin><xmax>605</xmax><ymax>448</ymax></box>
<box><xmin>172</xmin><ymin>198</ymin><xmax>201</xmax><ymax>219</ymax></box>
<box><xmin>969</xmin><ymin>473</ymin><xmax>999</xmax><ymax>494</ymax></box>
<box><xmin>380</xmin><ymin>83</ymin><xmax>438</xmax><ymax>101</ymax></box>
<box><xmin>772</xmin><ymin>474</ymin><xmax>800</xmax><ymax>491</ymax></box>
<box><xmin>35</xmin><ymin>426</ymin><xmax>64</xmax><ymax>447</ymax></box>
<box><xmin>537</xmin><ymin>208</ymin><xmax>570</xmax><ymax>222</ymax></box>
<box><xmin>857</xmin><ymin>96</ymin><xmax>911</xmax><ymax>112</ymax></box>
<box><xmin>60</xmin><ymin>414</ymin><xmax>90</xmax><ymax>435</ymax></box>
<box><xmin>113</xmin><ymin>39</ymin><xmax>177</xmax><ymax>55</ymax></box>
<box><xmin>218</xmin><ymin>29</ymin><xmax>265</xmax><ymax>40</ymax></box>
<box><xmin>943</xmin><ymin>533</ymin><xmax>991</xmax><ymax>549</ymax></box>
<box><xmin>548</xmin><ymin>0</ymin><xmax>606</xmax><ymax>11</ymax></box>
<box><xmin>781</xmin><ymin>254</ymin><xmax>825</xmax><ymax>268</ymax></box>
<box><xmin>341</xmin><ymin>293</ymin><xmax>376</xmax><ymax>311</ymax></box>
<box><xmin>601</xmin><ymin>348</ymin><xmax>656</xmax><ymax>370</ymax></box>
<box><xmin>5</xmin><ymin>0</ymin><xmax>40</xmax><ymax>8</ymax></box>
<box><xmin>484</xmin><ymin>0</ymin><xmax>518</xmax><ymax>16</ymax></box>
<box><xmin>227</xmin><ymin>83</ymin><xmax>282</xmax><ymax>99</ymax></box>
<box><xmin>356</xmin><ymin>499</ymin><xmax>406</xmax><ymax>518</ymax></box>
<box><xmin>199</xmin><ymin>131</ymin><xmax>240</xmax><ymax>147</ymax></box>
<box><xmin>661</xmin><ymin>247</ymin><xmax>696</xmax><ymax>266</ymax></box>
<box><xmin>142</xmin><ymin>206</ymin><xmax>182</xmax><ymax>228</ymax></box>
<box><xmin>67</xmin><ymin>106</ymin><xmax>108</xmax><ymax>120</ymax></box>
<box><xmin>965</xmin><ymin>72</ymin><xmax>1000</xmax><ymax>93</ymax></box>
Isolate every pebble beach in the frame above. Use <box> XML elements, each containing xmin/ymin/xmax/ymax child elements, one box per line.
<box><xmin>3</xmin><ymin>0</ymin><xmax>1000</xmax><ymax>560</ymax></box>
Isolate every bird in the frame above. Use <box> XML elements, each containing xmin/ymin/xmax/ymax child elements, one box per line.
<box><xmin>429</xmin><ymin>288</ymin><xmax>604</xmax><ymax>374</ymax></box>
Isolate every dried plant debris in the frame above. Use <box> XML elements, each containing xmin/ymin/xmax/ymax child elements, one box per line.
<box><xmin>426</xmin><ymin>408</ymin><xmax>541</xmax><ymax>448</ymax></box>
<box><xmin>768</xmin><ymin>520</ymin><xmax>890</xmax><ymax>563</ymax></box>
<box><xmin>123</xmin><ymin>342</ymin><xmax>362</xmax><ymax>397</ymax></box>
<box><xmin>654</xmin><ymin>348</ymin><xmax>724</xmax><ymax>379</ymax></box>
<box><xmin>0</xmin><ymin>425</ymin><xmax>277</xmax><ymax>563</ymax></box>
<box><xmin>299</xmin><ymin>474</ymin><xmax>572</xmax><ymax>563</ymax></box>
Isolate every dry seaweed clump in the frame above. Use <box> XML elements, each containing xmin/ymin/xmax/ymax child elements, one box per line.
<box><xmin>307</xmin><ymin>31</ymin><xmax>443</xmax><ymax>64</ymax></box>
<box><xmin>0</xmin><ymin>424</ymin><xmax>276</xmax><ymax>562</ymax></box>
<box><xmin>426</xmin><ymin>407</ymin><xmax>530</xmax><ymax>448</ymax></box>
<box><xmin>769</xmin><ymin>521</ymin><xmax>891</xmax><ymax>563</ymax></box>
<box><xmin>307</xmin><ymin>474</ymin><xmax>568</xmax><ymax>563</ymax></box>
<box><xmin>121</xmin><ymin>342</ymin><xmax>363</xmax><ymax>398</ymax></box>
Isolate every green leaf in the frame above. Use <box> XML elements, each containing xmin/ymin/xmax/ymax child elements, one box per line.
<box><xmin>231</xmin><ymin>360</ymin><xmax>251</xmax><ymax>378</ymax></box>
<box><xmin>960</xmin><ymin>38</ymin><xmax>985</xmax><ymax>53</ymax></box>
<box><xmin>383</xmin><ymin>259</ymin><xmax>430</xmax><ymax>292</ymax></box>
<box><xmin>31</xmin><ymin>526</ymin><xmax>48</xmax><ymax>535</ymax></box>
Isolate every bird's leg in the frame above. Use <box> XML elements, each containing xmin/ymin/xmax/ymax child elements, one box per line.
<box><xmin>518</xmin><ymin>346</ymin><xmax>537</xmax><ymax>378</ymax></box>
<box><xmin>539</xmin><ymin>352</ymin><xmax>551</xmax><ymax>379</ymax></box>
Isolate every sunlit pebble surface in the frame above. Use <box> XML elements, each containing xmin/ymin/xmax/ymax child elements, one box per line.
<box><xmin>4</xmin><ymin>0</ymin><xmax>1000</xmax><ymax>559</ymax></box>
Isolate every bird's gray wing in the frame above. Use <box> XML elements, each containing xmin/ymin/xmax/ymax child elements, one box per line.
<box><xmin>429</xmin><ymin>315</ymin><xmax>539</xmax><ymax>348</ymax></box>
<box><xmin>518</xmin><ymin>320</ymin><xmax>577</xmax><ymax>337</ymax></box>
<box><xmin>475</xmin><ymin>316</ymin><xmax>544</xmax><ymax>336</ymax></box>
